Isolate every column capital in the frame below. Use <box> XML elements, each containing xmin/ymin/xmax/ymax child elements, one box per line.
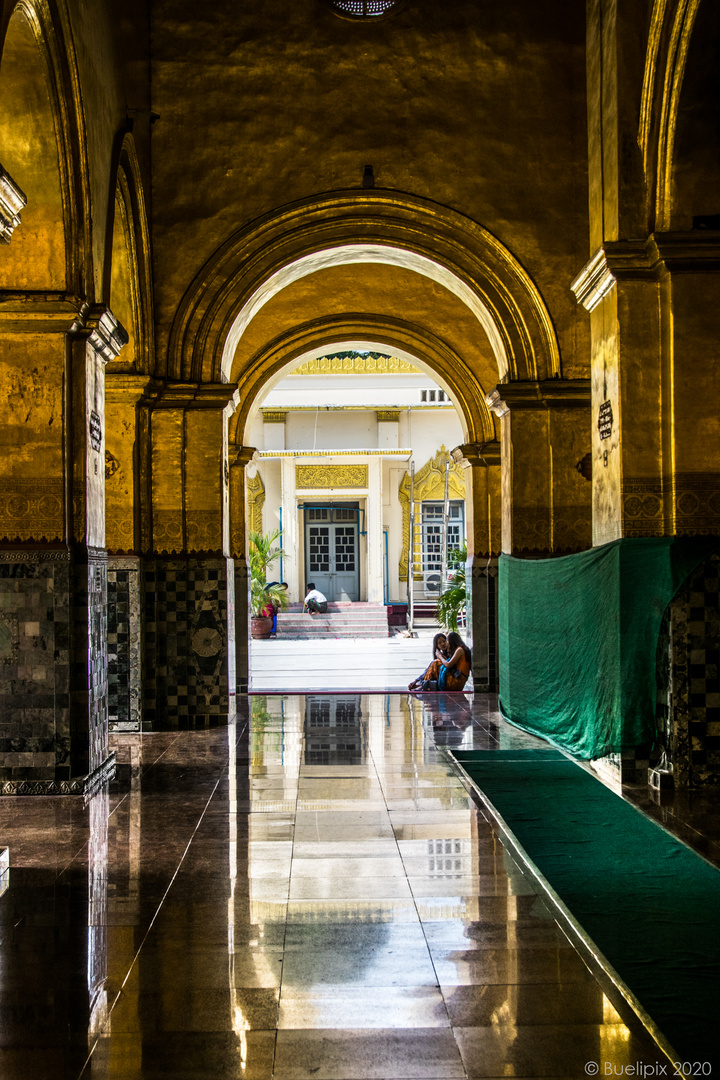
<box><xmin>105</xmin><ymin>373</ymin><xmax>163</xmax><ymax>405</ymax></box>
<box><xmin>486</xmin><ymin>379</ymin><xmax>590</xmax><ymax>417</ymax></box>
<box><xmin>572</xmin><ymin>234</ymin><xmax>720</xmax><ymax>311</ymax></box>
<box><xmin>262</xmin><ymin>410</ymin><xmax>287</xmax><ymax>423</ymax></box>
<box><xmin>229</xmin><ymin>446</ymin><xmax>258</xmax><ymax>469</ymax></box>
<box><xmin>83</xmin><ymin>307</ymin><xmax>129</xmax><ymax>364</ymax></box>
<box><xmin>150</xmin><ymin>381</ymin><xmax>239</xmax><ymax>410</ymax></box>
<box><xmin>0</xmin><ymin>164</ymin><xmax>27</xmax><ymax>242</ymax></box>
<box><xmin>451</xmin><ymin>441</ymin><xmax>501</xmax><ymax>468</ymax></box>
<box><xmin>376</xmin><ymin>410</ymin><xmax>401</xmax><ymax>422</ymax></box>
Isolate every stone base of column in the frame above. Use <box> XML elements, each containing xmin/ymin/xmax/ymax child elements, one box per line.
<box><xmin>108</xmin><ymin>556</ymin><xmax>143</xmax><ymax>732</ymax></box>
<box><xmin>469</xmin><ymin>557</ymin><xmax>499</xmax><ymax>692</ymax></box>
<box><xmin>0</xmin><ymin>545</ymin><xmax>111</xmax><ymax>789</ymax></box>
<box><xmin>143</xmin><ymin>555</ymin><xmax>233</xmax><ymax>728</ymax></box>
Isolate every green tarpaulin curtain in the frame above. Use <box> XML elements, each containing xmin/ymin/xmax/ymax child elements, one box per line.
<box><xmin>498</xmin><ymin>536</ymin><xmax>719</xmax><ymax>759</ymax></box>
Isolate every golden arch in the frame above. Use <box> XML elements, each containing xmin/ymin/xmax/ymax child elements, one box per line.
<box><xmin>0</xmin><ymin>0</ymin><xmax>94</xmax><ymax>295</ymax></box>
<box><xmin>228</xmin><ymin>313</ymin><xmax>496</xmax><ymax>450</ymax></box>
<box><xmin>639</xmin><ymin>0</ymin><xmax>702</xmax><ymax>230</ymax></box>
<box><xmin>167</xmin><ymin>190</ymin><xmax>561</xmax><ymax>385</ymax></box>
<box><xmin>105</xmin><ymin>133</ymin><xmax>154</xmax><ymax>371</ymax></box>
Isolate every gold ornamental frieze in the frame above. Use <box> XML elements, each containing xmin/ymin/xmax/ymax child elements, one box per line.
<box><xmin>622</xmin><ymin>473</ymin><xmax>720</xmax><ymax>537</ymax></box>
<box><xmin>292</xmin><ymin>355</ymin><xmax>419</xmax><ymax>376</ymax></box>
<box><xmin>296</xmin><ymin>465</ymin><xmax>368</xmax><ymax>489</ymax></box>
<box><xmin>0</xmin><ymin>479</ymin><xmax>64</xmax><ymax>542</ymax></box>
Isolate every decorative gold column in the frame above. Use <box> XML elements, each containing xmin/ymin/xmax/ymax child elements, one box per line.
<box><xmin>228</xmin><ymin>444</ymin><xmax>256</xmax><ymax>694</ymax></box>
<box><xmin>572</xmin><ymin>237</ymin><xmax>720</xmax><ymax>544</ymax></box>
<box><xmin>451</xmin><ymin>441</ymin><xmax>501</xmax><ymax>690</ymax></box>
<box><xmin>143</xmin><ymin>382</ymin><xmax>240</xmax><ymax>727</ymax></box>
<box><xmin>0</xmin><ymin>300</ymin><xmax>126</xmax><ymax>791</ymax></box>
<box><xmin>486</xmin><ymin>380</ymin><xmax>592</xmax><ymax>556</ymax></box>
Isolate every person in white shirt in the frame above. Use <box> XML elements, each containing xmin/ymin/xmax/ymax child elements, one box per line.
<box><xmin>303</xmin><ymin>583</ymin><xmax>327</xmax><ymax>614</ymax></box>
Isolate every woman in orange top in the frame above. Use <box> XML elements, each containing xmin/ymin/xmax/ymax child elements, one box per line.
<box><xmin>414</xmin><ymin>631</ymin><xmax>471</xmax><ymax>692</ymax></box>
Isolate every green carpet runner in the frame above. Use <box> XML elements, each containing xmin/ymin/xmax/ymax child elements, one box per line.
<box><xmin>453</xmin><ymin>749</ymin><xmax>720</xmax><ymax>1068</ymax></box>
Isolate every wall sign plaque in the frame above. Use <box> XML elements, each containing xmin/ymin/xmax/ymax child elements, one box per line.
<box><xmin>89</xmin><ymin>410</ymin><xmax>103</xmax><ymax>451</ymax></box>
<box><xmin>598</xmin><ymin>400</ymin><xmax>613</xmax><ymax>440</ymax></box>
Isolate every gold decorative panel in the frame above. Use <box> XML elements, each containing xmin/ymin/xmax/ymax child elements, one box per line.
<box><xmin>398</xmin><ymin>448</ymin><xmax>466</xmax><ymax>581</ymax></box>
<box><xmin>0</xmin><ymin>480</ymin><xmax>64</xmax><ymax>542</ymax></box>
<box><xmin>292</xmin><ymin>355</ymin><xmax>419</xmax><ymax>375</ymax></box>
<box><xmin>246</xmin><ymin>472</ymin><xmax>265</xmax><ymax>534</ymax></box>
<box><xmin>296</xmin><ymin>465</ymin><xmax>368</xmax><ymax>489</ymax></box>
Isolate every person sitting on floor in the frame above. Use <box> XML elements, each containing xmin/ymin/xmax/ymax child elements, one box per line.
<box><xmin>303</xmin><ymin>583</ymin><xmax>327</xmax><ymax>614</ymax></box>
<box><xmin>408</xmin><ymin>632</ymin><xmax>450</xmax><ymax>691</ymax></box>
<box><xmin>411</xmin><ymin>631</ymin><xmax>471</xmax><ymax>692</ymax></box>
<box><xmin>264</xmin><ymin>581</ymin><xmax>288</xmax><ymax>637</ymax></box>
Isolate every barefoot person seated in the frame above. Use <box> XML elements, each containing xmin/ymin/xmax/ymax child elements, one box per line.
<box><xmin>408</xmin><ymin>633</ymin><xmax>450</xmax><ymax>691</ymax></box>
<box><xmin>409</xmin><ymin>631</ymin><xmax>471</xmax><ymax>692</ymax></box>
<box><xmin>303</xmin><ymin>583</ymin><xmax>327</xmax><ymax>614</ymax></box>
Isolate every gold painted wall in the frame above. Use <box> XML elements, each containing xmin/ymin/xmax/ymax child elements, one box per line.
<box><xmin>150</xmin><ymin>0</ymin><xmax>590</xmax><ymax>380</ymax></box>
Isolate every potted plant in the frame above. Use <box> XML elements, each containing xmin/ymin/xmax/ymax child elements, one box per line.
<box><xmin>249</xmin><ymin>528</ymin><xmax>288</xmax><ymax>639</ymax></box>
<box><xmin>436</xmin><ymin>542</ymin><xmax>468</xmax><ymax>631</ymax></box>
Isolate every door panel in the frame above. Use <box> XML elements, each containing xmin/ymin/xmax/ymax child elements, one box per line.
<box><xmin>305</xmin><ymin>509</ymin><xmax>359</xmax><ymax>601</ymax></box>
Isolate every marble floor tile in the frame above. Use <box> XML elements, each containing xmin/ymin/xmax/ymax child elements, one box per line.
<box><xmin>273</xmin><ymin>1028</ymin><xmax>466</xmax><ymax>1079</ymax></box>
<box><xmin>0</xmin><ymin>694</ymin><xmax>682</xmax><ymax>1080</ymax></box>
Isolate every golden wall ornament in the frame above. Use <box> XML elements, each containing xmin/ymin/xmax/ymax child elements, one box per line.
<box><xmin>291</xmin><ymin>355</ymin><xmax>420</xmax><ymax>376</ymax></box>
<box><xmin>0</xmin><ymin>480</ymin><xmax>64</xmax><ymax>542</ymax></box>
<box><xmin>398</xmin><ymin>447</ymin><xmax>466</xmax><ymax>581</ymax></box>
<box><xmin>262</xmin><ymin>410</ymin><xmax>287</xmax><ymax>423</ymax></box>
<box><xmin>246</xmin><ymin>472</ymin><xmax>265</xmax><ymax>535</ymax></box>
<box><xmin>296</xmin><ymin>465</ymin><xmax>369</xmax><ymax>489</ymax></box>
<box><xmin>376</xmin><ymin>410</ymin><xmax>401</xmax><ymax>422</ymax></box>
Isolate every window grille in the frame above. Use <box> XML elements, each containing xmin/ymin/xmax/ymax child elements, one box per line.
<box><xmin>421</xmin><ymin>501</ymin><xmax>464</xmax><ymax>572</ymax></box>
<box><xmin>329</xmin><ymin>0</ymin><xmax>400</xmax><ymax>15</ymax></box>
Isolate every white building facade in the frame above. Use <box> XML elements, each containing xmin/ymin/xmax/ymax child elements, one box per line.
<box><xmin>246</xmin><ymin>352</ymin><xmax>468</xmax><ymax>606</ymax></box>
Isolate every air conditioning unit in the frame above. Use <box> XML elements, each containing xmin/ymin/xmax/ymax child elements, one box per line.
<box><xmin>423</xmin><ymin>572</ymin><xmax>442</xmax><ymax>596</ymax></box>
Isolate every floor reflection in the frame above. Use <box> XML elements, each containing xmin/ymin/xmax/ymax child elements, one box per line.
<box><xmin>0</xmin><ymin>694</ymin><xmax>668</xmax><ymax>1079</ymax></box>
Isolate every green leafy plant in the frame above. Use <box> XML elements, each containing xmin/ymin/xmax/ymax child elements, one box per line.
<box><xmin>436</xmin><ymin>541</ymin><xmax>468</xmax><ymax>631</ymax></box>
<box><xmin>249</xmin><ymin>529</ymin><xmax>289</xmax><ymax>617</ymax></box>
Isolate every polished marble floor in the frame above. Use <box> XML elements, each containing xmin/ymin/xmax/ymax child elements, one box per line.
<box><xmin>0</xmin><ymin>695</ymin><xmax>677</xmax><ymax>1078</ymax></box>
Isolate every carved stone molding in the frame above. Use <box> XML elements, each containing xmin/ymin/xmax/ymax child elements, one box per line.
<box><xmin>572</xmin><ymin>235</ymin><xmax>720</xmax><ymax>312</ymax></box>
<box><xmin>570</xmin><ymin>249</ymin><xmax>617</xmax><ymax>312</ymax></box>
<box><xmin>86</xmin><ymin>308</ymin><xmax>129</xmax><ymax>364</ymax></box>
<box><xmin>296</xmin><ymin>465</ymin><xmax>369</xmax><ymax>489</ymax></box>
<box><xmin>486</xmin><ymin>379</ymin><xmax>591</xmax><ymax>416</ymax></box>
<box><xmin>451</xmin><ymin>441</ymin><xmax>501</xmax><ymax>468</ymax></box>
<box><xmin>0</xmin><ymin>752</ymin><xmax>115</xmax><ymax>798</ymax></box>
<box><xmin>0</xmin><ymin>164</ymin><xmax>27</xmax><ymax>243</ymax></box>
<box><xmin>0</xmin><ymin>548</ymin><xmax>71</xmax><ymax>562</ymax></box>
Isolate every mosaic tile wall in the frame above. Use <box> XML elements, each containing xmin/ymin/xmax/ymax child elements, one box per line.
<box><xmin>80</xmin><ymin>548</ymin><xmax>109</xmax><ymax>777</ymax></box>
<box><xmin>0</xmin><ymin>550</ymin><xmax>71</xmax><ymax>782</ymax></box>
<box><xmin>666</xmin><ymin>553</ymin><xmax>720</xmax><ymax>786</ymax></box>
<box><xmin>234</xmin><ymin>559</ymin><xmax>249</xmax><ymax>695</ymax></box>
<box><xmin>143</xmin><ymin>556</ymin><xmax>233</xmax><ymax>728</ymax></box>
<box><xmin>108</xmin><ymin>557</ymin><xmax>142</xmax><ymax>733</ymax></box>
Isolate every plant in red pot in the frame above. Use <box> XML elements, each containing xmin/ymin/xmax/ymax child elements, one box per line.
<box><xmin>249</xmin><ymin>529</ymin><xmax>288</xmax><ymax>639</ymax></box>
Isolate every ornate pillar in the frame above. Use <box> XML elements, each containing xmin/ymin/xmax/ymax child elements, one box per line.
<box><xmin>228</xmin><ymin>444</ymin><xmax>256</xmax><ymax>696</ymax></box>
<box><xmin>452</xmin><ymin>441</ymin><xmax>501</xmax><ymax>690</ymax></box>
<box><xmin>486</xmin><ymin>379</ymin><xmax>592</xmax><ymax>557</ymax></box>
<box><xmin>280</xmin><ymin>456</ymin><xmax>299</xmax><ymax>597</ymax></box>
<box><xmin>143</xmin><ymin>382</ymin><xmax>238</xmax><ymax>728</ymax></box>
<box><xmin>366</xmin><ymin>456</ymin><xmax>384</xmax><ymax>603</ymax></box>
<box><xmin>104</xmin><ymin>374</ymin><xmax>159</xmax><ymax>732</ymax></box>
<box><xmin>0</xmin><ymin>301</ymin><xmax>126</xmax><ymax>793</ymax></box>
